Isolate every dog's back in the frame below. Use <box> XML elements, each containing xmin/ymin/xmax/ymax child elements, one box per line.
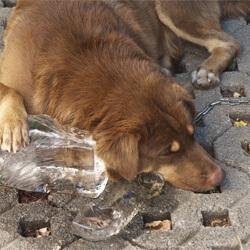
<box><xmin>1</xmin><ymin>0</ymin><xmax>164</xmax><ymax>112</ymax></box>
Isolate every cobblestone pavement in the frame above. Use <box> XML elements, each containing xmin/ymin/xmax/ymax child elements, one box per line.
<box><xmin>0</xmin><ymin>1</ymin><xmax>250</xmax><ymax>250</ymax></box>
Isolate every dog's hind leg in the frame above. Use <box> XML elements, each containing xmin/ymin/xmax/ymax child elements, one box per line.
<box><xmin>160</xmin><ymin>26</ymin><xmax>184</xmax><ymax>74</ymax></box>
<box><xmin>0</xmin><ymin>83</ymin><xmax>29</xmax><ymax>152</ymax></box>
<box><xmin>155</xmin><ymin>1</ymin><xmax>240</xmax><ymax>89</ymax></box>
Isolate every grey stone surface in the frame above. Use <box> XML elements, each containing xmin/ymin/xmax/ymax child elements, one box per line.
<box><xmin>214</xmin><ymin>126</ymin><xmax>250</xmax><ymax>172</ymax></box>
<box><xmin>0</xmin><ymin>7</ymin><xmax>12</xmax><ymax>27</ymax></box>
<box><xmin>0</xmin><ymin>186</ymin><xmax>18</xmax><ymax>213</ymax></box>
<box><xmin>0</xmin><ymin>6</ymin><xmax>249</xmax><ymax>250</ymax></box>
<box><xmin>2</xmin><ymin>0</ymin><xmax>16</xmax><ymax>7</ymax></box>
<box><xmin>195</xmin><ymin>106</ymin><xmax>232</xmax><ymax>154</ymax></box>
<box><xmin>234</xmin><ymin>24</ymin><xmax>250</xmax><ymax>75</ymax></box>
<box><xmin>220</xmin><ymin>71</ymin><xmax>250</xmax><ymax>96</ymax></box>
<box><xmin>48</xmin><ymin>193</ymin><xmax>74</xmax><ymax>208</ymax></box>
<box><xmin>237</xmin><ymin>51</ymin><xmax>250</xmax><ymax>74</ymax></box>
<box><xmin>0</xmin><ymin>203</ymin><xmax>77</xmax><ymax>249</ymax></box>
<box><xmin>64</xmin><ymin>237</ymin><xmax>133</xmax><ymax>250</ymax></box>
<box><xmin>221</xmin><ymin>18</ymin><xmax>247</xmax><ymax>35</ymax></box>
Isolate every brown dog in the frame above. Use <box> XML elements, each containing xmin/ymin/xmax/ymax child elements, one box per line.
<box><xmin>2</xmin><ymin>0</ymin><xmax>247</xmax><ymax>192</ymax></box>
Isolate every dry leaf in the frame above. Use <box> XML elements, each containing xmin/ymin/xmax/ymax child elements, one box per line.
<box><xmin>160</xmin><ymin>220</ymin><xmax>172</xmax><ymax>231</ymax></box>
<box><xmin>233</xmin><ymin>92</ymin><xmax>241</xmax><ymax>98</ymax></box>
<box><xmin>210</xmin><ymin>218</ymin><xmax>229</xmax><ymax>227</ymax></box>
<box><xmin>36</xmin><ymin>227</ymin><xmax>51</xmax><ymax>238</ymax></box>
<box><xmin>233</xmin><ymin>119</ymin><xmax>248</xmax><ymax>127</ymax></box>
<box><xmin>145</xmin><ymin>220</ymin><xmax>161</xmax><ymax>228</ymax></box>
<box><xmin>145</xmin><ymin>220</ymin><xmax>171</xmax><ymax>231</ymax></box>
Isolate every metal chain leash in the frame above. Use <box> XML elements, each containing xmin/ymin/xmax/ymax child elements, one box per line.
<box><xmin>194</xmin><ymin>98</ymin><xmax>250</xmax><ymax>124</ymax></box>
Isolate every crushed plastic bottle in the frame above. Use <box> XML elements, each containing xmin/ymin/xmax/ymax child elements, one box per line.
<box><xmin>71</xmin><ymin>191</ymin><xmax>142</xmax><ymax>241</ymax></box>
<box><xmin>71</xmin><ymin>173</ymin><xmax>165</xmax><ymax>241</ymax></box>
<box><xmin>0</xmin><ymin>115</ymin><xmax>108</xmax><ymax>198</ymax></box>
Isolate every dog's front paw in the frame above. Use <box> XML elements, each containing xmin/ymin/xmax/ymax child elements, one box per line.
<box><xmin>0</xmin><ymin>113</ymin><xmax>29</xmax><ymax>153</ymax></box>
<box><xmin>191</xmin><ymin>68</ymin><xmax>219</xmax><ymax>89</ymax></box>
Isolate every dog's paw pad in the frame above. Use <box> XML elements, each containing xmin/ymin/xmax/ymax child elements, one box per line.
<box><xmin>191</xmin><ymin>68</ymin><xmax>219</xmax><ymax>89</ymax></box>
<box><xmin>0</xmin><ymin>120</ymin><xmax>29</xmax><ymax>153</ymax></box>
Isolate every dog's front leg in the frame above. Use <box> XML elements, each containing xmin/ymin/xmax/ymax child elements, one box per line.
<box><xmin>190</xmin><ymin>33</ymin><xmax>240</xmax><ymax>89</ymax></box>
<box><xmin>0</xmin><ymin>83</ymin><xmax>29</xmax><ymax>152</ymax></box>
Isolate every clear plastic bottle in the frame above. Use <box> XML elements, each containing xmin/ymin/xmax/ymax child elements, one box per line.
<box><xmin>71</xmin><ymin>173</ymin><xmax>165</xmax><ymax>241</ymax></box>
<box><xmin>71</xmin><ymin>191</ymin><xmax>142</xmax><ymax>241</ymax></box>
<box><xmin>0</xmin><ymin>115</ymin><xmax>108</xmax><ymax>198</ymax></box>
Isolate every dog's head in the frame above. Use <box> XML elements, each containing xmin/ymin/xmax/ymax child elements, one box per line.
<box><xmin>95</xmin><ymin>73</ymin><xmax>224</xmax><ymax>192</ymax></box>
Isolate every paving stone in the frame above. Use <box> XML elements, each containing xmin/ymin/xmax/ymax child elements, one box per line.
<box><xmin>50</xmin><ymin>210</ymin><xmax>76</xmax><ymax>247</ymax></box>
<box><xmin>234</xmin><ymin>25</ymin><xmax>250</xmax><ymax>74</ymax></box>
<box><xmin>221</xmin><ymin>18</ymin><xmax>247</xmax><ymax>35</ymax></box>
<box><xmin>193</xmin><ymin>87</ymin><xmax>222</xmax><ymax>111</ymax></box>
<box><xmin>237</xmin><ymin>51</ymin><xmax>250</xmax><ymax>74</ymax></box>
<box><xmin>48</xmin><ymin>193</ymin><xmax>74</xmax><ymax>208</ymax></box>
<box><xmin>0</xmin><ymin>222</ymin><xmax>17</xmax><ymax>248</ymax></box>
<box><xmin>0</xmin><ymin>25</ymin><xmax>4</xmax><ymax>48</ymax></box>
<box><xmin>234</xmin><ymin>24</ymin><xmax>250</xmax><ymax>53</ymax></box>
<box><xmin>0</xmin><ymin>7</ymin><xmax>11</xmax><ymax>27</ymax></box>
<box><xmin>181</xmin><ymin>228</ymin><xmax>244</xmax><ymax>249</ymax></box>
<box><xmin>64</xmin><ymin>237</ymin><xmax>132</xmax><ymax>250</ymax></box>
<box><xmin>2</xmin><ymin>237</ymin><xmax>63</xmax><ymax>250</ymax></box>
<box><xmin>214</xmin><ymin>126</ymin><xmax>250</xmax><ymax>173</ymax></box>
<box><xmin>220</xmin><ymin>71</ymin><xmax>250</xmax><ymax>97</ymax></box>
<box><xmin>195</xmin><ymin>106</ymin><xmax>232</xmax><ymax>154</ymax></box>
<box><xmin>130</xmin><ymin>164</ymin><xmax>250</xmax><ymax>249</ymax></box>
<box><xmin>0</xmin><ymin>186</ymin><xmax>18</xmax><ymax>214</ymax></box>
<box><xmin>2</xmin><ymin>0</ymin><xmax>16</xmax><ymax>7</ymax></box>
<box><xmin>174</xmin><ymin>72</ymin><xmax>195</xmax><ymax>98</ymax></box>
<box><xmin>0</xmin><ymin>203</ymin><xmax>58</xmax><ymax>247</ymax></box>
<box><xmin>1</xmin><ymin>238</ymin><xmax>49</xmax><ymax>250</ymax></box>
<box><xmin>0</xmin><ymin>203</ymin><xmax>76</xmax><ymax>249</ymax></box>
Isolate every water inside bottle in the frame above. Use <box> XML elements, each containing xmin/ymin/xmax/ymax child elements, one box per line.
<box><xmin>0</xmin><ymin>115</ymin><xmax>108</xmax><ymax>198</ymax></box>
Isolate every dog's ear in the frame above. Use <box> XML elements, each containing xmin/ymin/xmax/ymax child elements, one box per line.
<box><xmin>96</xmin><ymin>133</ymin><xmax>140</xmax><ymax>181</ymax></box>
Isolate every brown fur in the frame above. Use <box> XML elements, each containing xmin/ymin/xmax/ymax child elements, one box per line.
<box><xmin>1</xmin><ymin>0</ymin><xmax>248</xmax><ymax>191</ymax></box>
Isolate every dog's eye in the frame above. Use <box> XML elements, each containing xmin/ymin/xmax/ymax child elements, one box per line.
<box><xmin>170</xmin><ymin>140</ymin><xmax>180</xmax><ymax>152</ymax></box>
<box><xmin>161</xmin><ymin>140</ymin><xmax>180</xmax><ymax>156</ymax></box>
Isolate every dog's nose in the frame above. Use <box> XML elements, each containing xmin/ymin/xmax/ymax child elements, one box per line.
<box><xmin>206</xmin><ymin>168</ymin><xmax>225</xmax><ymax>187</ymax></box>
